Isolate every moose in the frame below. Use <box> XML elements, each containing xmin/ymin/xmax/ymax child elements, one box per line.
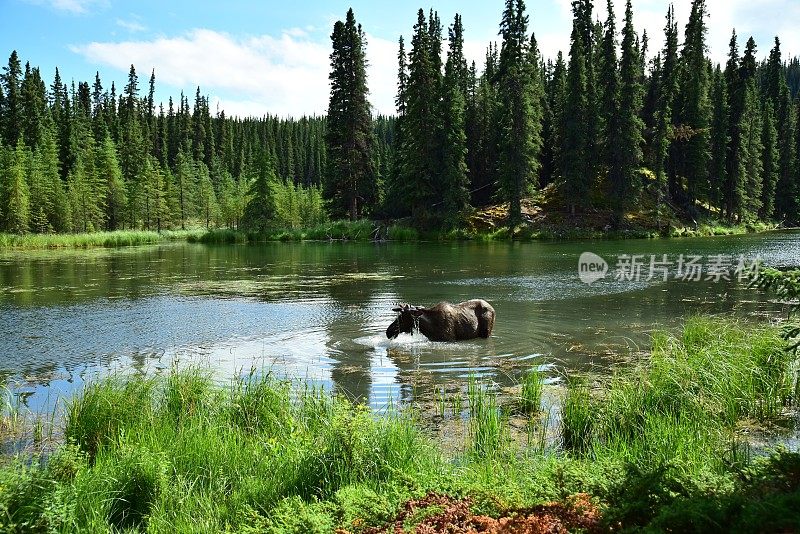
<box><xmin>386</xmin><ymin>299</ymin><xmax>495</xmax><ymax>342</ymax></box>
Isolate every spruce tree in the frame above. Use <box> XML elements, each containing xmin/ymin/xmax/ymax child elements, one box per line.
<box><xmin>196</xmin><ymin>161</ymin><xmax>218</xmax><ymax>229</ymax></box>
<box><xmin>440</xmin><ymin>14</ymin><xmax>470</xmax><ymax>225</ymax></box>
<box><xmin>27</xmin><ymin>149</ymin><xmax>50</xmax><ymax>233</ymax></box>
<box><xmin>38</xmin><ymin>115</ymin><xmax>69</xmax><ymax>231</ymax></box>
<box><xmin>66</xmin><ymin>154</ymin><xmax>93</xmax><ymax>232</ymax></box>
<box><xmin>325</xmin><ymin>9</ymin><xmax>376</xmax><ymax>220</ymax></box>
<box><xmin>20</xmin><ymin>63</ymin><xmax>46</xmax><ymax>149</ymax></box>
<box><xmin>242</xmin><ymin>152</ymin><xmax>276</xmax><ymax>231</ymax></box>
<box><xmin>610</xmin><ymin>0</ymin><xmax>644</xmax><ymax>214</ymax></box>
<box><xmin>736</xmin><ymin>83</ymin><xmax>763</xmax><ymax>220</ymax></box>
<box><xmin>471</xmin><ymin>45</ymin><xmax>501</xmax><ymax>207</ymax></box>
<box><xmin>546</xmin><ymin>52</ymin><xmax>567</xmax><ymax>185</ymax></box>
<box><xmin>563</xmin><ymin>23</ymin><xmax>589</xmax><ymax>213</ymax></box>
<box><xmin>91</xmin><ymin>72</ymin><xmax>103</xmax><ymax>121</ymax></box>
<box><xmin>192</xmin><ymin>87</ymin><xmax>206</xmax><ymax>164</ymax></box>
<box><xmin>119</xmin><ymin>65</ymin><xmax>145</xmax><ymax>227</ymax></box>
<box><xmin>598</xmin><ymin>0</ymin><xmax>619</xmax><ymax>172</ymax></box>
<box><xmin>723</xmin><ymin>31</ymin><xmax>741</xmax><ymax>220</ymax></box>
<box><xmin>769</xmin><ymin>39</ymin><xmax>799</xmax><ymax>223</ymax></box>
<box><xmin>26</xmin><ymin>134</ymin><xmax>50</xmax><ymax>233</ymax></box>
<box><xmin>147</xmin><ymin>156</ymin><xmax>168</xmax><ymax>232</ymax></box>
<box><xmin>573</xmin><ymin>0</ymin><xmax>600</xmax><ymax>178</ymax></box>
<box><xmin>497</xmin><ymin>0</ymin><xmax>543</xmax><ymax>227</ymax></box>
<box><xmin>384</xmin><ymin>37</ymin><xmax>411</xmax><ymax>218</ymax></box>
<box><xmin>1</xmin><ymin>51</ymin><xmax>22</xmax><ymax>146</ymax></box>
<box><xmin>96</xmin><ymin>134</ymin><xmax>126</xmax><ymax>230</ymax></box>
<box><xmin>710</xmin><ymin>66</ymin><xmax>729</xmax><ymax>214</ymax></box>
<box><xmin>653</xmin><ymin>6</ymin><xmax>678</xmax><ymax>195</ymax></box>
<box><xmin>682</xmin><ymin>0</ymin><xmax>712</xmax><ymax>206</ymax></box>
<box><xmin>174</xmin><ymin>149</ymin><xmax>194</xmax><ymax>230</ymax></box>
<box><xmin>642</xmin><ymin>51</ymin><xmax>661</xmax><ymax>167</ymax></box>
<box><xmin>400</xmin><ymin>10</ymin><xmax>440</xmax><ymax>221</ymax></box>
<box><xmin>3</xmin><ymin>138</ymin><xmax>30</xmax><ymax>233</ymax></box>
<box><xmin>760</xmin><ymin>99</ymin><xmax>779</xmax><ymax>219</ymax></box>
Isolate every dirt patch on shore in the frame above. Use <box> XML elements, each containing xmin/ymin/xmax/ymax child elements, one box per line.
<box><xmin>467</xmin><ymin>182</ymin><xmax>684</xmax><ymax>237</ymax></box>
<box><xmin>352</xmin><ymin>492</ymin><xmax>603</xmax><ymax>534</ymax></box>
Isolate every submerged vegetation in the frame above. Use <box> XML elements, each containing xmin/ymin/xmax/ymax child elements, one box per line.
<box><xmin>0</xmin><ymin>318</ymin><xmax>798</xmax><ymax>532</ymax></box>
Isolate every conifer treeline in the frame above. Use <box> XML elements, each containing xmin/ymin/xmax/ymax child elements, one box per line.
<box><xmin>330</xmin><ymin>0</ymin><xmax>800</xmax><ymax>229</ymax></box>
<box><xmin>0</xmin><ymin>49</ymin><xmax>395</xmax><ymax>233</ymax></box>
<box><xmin>2</xmin><ymin>0</ymin><xmax>800</xmax><ymax>235</ymax></box>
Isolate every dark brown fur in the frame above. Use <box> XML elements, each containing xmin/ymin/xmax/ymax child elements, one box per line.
<box><xmin>386</xmin><ymin>300</ymin><xmax>495</xmax><ymax>342</ymax></box>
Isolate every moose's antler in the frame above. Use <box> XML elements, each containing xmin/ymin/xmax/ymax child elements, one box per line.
<box><xmin>392</xmin><ymin>302</ymin><xmax>414</xmax><ymax>311</ymax></box>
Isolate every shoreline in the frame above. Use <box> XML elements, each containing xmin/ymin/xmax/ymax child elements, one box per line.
<box><xmin>0</xmin><ymin>220</ymin><xmax>785</xmax><ymax>250</ymax></box>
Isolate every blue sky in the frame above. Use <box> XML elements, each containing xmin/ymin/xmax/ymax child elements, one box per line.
<box><xmin>1</xmin><ymin>0</ymin><xmax>798</xmax><ymax>117</ymax></box>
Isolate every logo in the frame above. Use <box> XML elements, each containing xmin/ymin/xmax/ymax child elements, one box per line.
<box><xmin>579</xmin><ymin>252</ymin><xmax>608</xmax><ymax>285</ymax></box>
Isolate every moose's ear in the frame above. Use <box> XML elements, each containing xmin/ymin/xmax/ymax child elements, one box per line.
<box><xmin>391</xmin><ymin>306</ymin><xmax>401</xmax><ymax>312</ymax></box>
<box><xmin>411</xmin><ymin>309</ymin><xmax>424</xmax><ymax>317</ymax></box>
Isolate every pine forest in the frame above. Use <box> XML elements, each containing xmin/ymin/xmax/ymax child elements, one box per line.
<box><xmin>2</xmin><ymin>0</ymin><xmax>800</xmax><ymax>236</ymax></box>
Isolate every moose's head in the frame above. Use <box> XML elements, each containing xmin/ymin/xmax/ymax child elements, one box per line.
<box><xmin>386</xmin><ymin>303</ymin><xmax>424</xmax><ymax>339</ymax></box>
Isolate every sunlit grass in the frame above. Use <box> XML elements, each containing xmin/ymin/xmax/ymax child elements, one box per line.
<box><xmin>0</xmin><ymin>317</ymin><xmax>797</xmax><ymax>531</ymax></box>
<box><xmin>467</xmin><ymin>377</ymin><xmax>508</xmax><ymax>458</ymax></box>
<box><xmin>0</xmin><ymin>230</ymin><xmax>203</xmax><ymax>249</ymax></box>
<box><xmin>561</xmin><ymin>317</ymin><xmax>796</xmax><ymax>472</ymax></box>
<box><xmin>519</xmin><ymin>368</ymin><xmax>544</xmax><ymax>414</ymax></box>
<box><xmin>194</xmin><ymin>220</ymin><xmax>378</xmax><ymax>244</ymax></box>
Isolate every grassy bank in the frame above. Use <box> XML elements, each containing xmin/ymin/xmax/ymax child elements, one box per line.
<box><xmin>0</xmin><ymin>217</ymin><xmax>780</xmax><ymax>250</ymax></box>
<box><xmin>0</xmin><ymin>230</ymin><xmax>205</xmax><ymax>250</ymax></box>
<box><xmin>189</xmin><ymin>220</ymin><xmax>382</xmax><ymax>244</ymax></box>
<box><xmin>0</xmin><ymin>317</ymin><xmax>798</xmax><ymax>532</ymax></box>
<box><xmin>193</xmin><ymin>218</ymin><xmax>779</xmax><ymax>245</ymax></box>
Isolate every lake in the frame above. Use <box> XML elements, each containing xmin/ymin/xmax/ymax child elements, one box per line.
<box><xmin>2</xmin><ymin>231</ymin><xmax>800</xmax><ymax>412</ymax></box>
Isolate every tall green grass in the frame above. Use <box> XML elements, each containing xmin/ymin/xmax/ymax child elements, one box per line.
<box><xmin>561</xmin><ymin>317</ymin><xmax>797</xmax><ymax>471</ymax></box>
<box><xmin>519</xmin><ymin>368</ymin><xmax>543</xmax><ymax>414</ymax></box>
<box><xmin>669</xmin><ymin>221</ymin><xmax>776</xmax><ymax>238</ymax></box>
<box><xmin>561</xmin><ymin>379</ymin><xmax>596</xmax><ymax>455</ymax></box>
<box><xmin>0</xmin><ymin>230</ymin><xmax>203</xmax><ymax>249</ymax></box>
<box><xmin>467</xmin><ymin>377</ymin><xmax>508</xmax><ymax>458</ymax></box>
<box><xmin>5</xmin><ymin>371</ymin><xmax>440</xmax><ymax>532</ymax></box>
<box><xmin>0</xmin><ymin>317</ymin><xmax>797</xmax><ymax>532</ymax></box>
<box><xmin>386</xmin><ymin>225</ymin><xmax>419</xmax><ymax>242</ymax></box>
<box><xmin>195</xmin><ymin>219</ymin><xmax>378</xmax><ymax>244</ymax></box>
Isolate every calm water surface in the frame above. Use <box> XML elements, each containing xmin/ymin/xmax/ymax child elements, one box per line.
<box><xmin>2</xmin><ymin>232</ymin><xmax>800</xmax><ymax>411</ymax></box>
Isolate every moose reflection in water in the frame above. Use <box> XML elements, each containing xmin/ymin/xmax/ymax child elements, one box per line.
<box><xmin>386</xmin><ymin>300</ymin><xmax>496</xmax><ymax>342</ymax></box>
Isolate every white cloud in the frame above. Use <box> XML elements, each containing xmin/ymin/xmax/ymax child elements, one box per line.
<box><xmin>46</xmin><ymin>0</ymin><xmax>104</xmax><ymax>14</ymax></box>
<box><xmin>72</xmin><ymin>29</ymin><xmax>330</xmax><ymax>118</ymax></box>
<box><xmin>71</xmin><ymin>27</ymin><xmax>403</xmax><ymax>118</ymax></box>
<box><xmin>116</xmin><ymin>18</ymin><xmax>147</xmax><ymax>33</ymax></box>
<box><xmin>283</xmin><ymin>27</ymin><xmax>310</xmax><ymax>38</ymax></box>
<box><xmin>68</xmin><ymin>1</ymin><xmax>798</xmax><ymax>119</ymax></box>
<box><xmin>365</xmin><ymin>32</ymin><xmax>400</xmax><ymax>116</ymax></box>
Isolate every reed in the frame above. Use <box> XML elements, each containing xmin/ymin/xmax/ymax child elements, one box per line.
<box><xmin>467</xmin><ymin>377</ymin><xmax>508</xmax><ymax>458</ymax></box>
<box><xmin>0</xmin><ymin>230</ymin><xmax>202</xmax><ymax>249</ymax></box>
<box><xmin>560</xmin><ymin>379</ymin><xmax>596</xmax><ymax>455</ymax></box>
<box><xmin>519</xmin><ymin>368</ymin><xmax>543</xmax><ymax>414</ymax></box>
<box><xmin>386</xmin><ymin>225</ymin><xmax>419</xmax><ymax>242</ymax></box>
